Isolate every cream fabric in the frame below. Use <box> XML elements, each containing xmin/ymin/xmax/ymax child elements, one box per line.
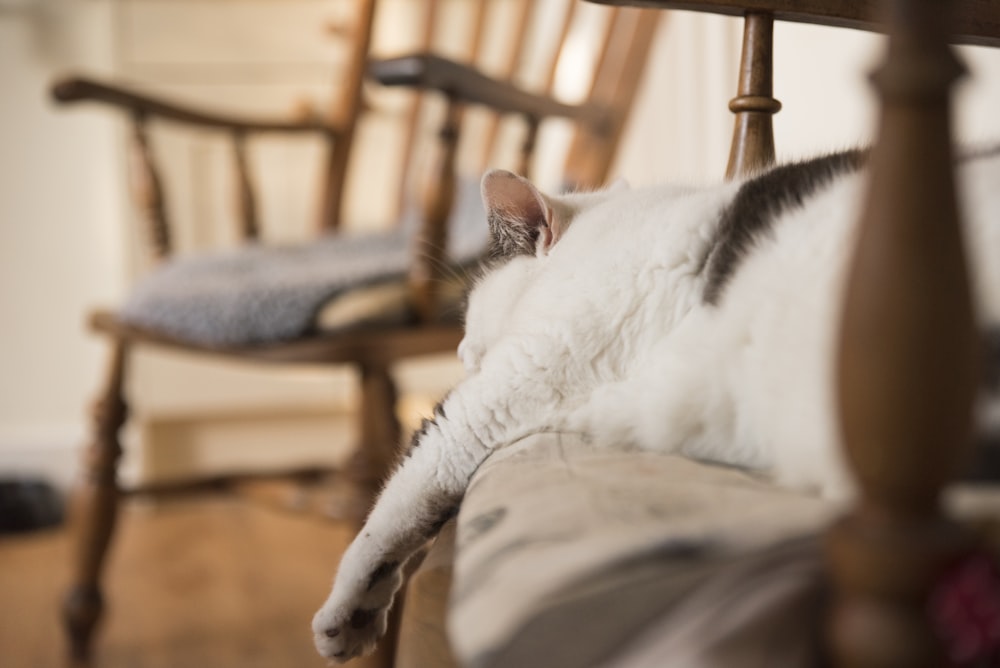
<box><xmin>448</xmin><ymin>433</ymin><xmax>840</xmax><ymax>668</ymax></box>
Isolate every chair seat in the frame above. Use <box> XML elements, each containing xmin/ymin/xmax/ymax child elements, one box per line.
<box><xmin>89</xmin><ymin>308</ymin><xmax>465</xmax><ymax>366</ymax></box>
<box><xmin>118</xmin><ymin>178</ymin><xmax>488</xmax><ymax>348</ymax></box>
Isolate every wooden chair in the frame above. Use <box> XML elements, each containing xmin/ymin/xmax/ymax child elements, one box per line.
<box><xmin>50</xmin><ymin>0</ymin><xmax>659</xmax><ymax>664</ymax></box>
<box><xmin>392</xmin><ymin>1</ymin><xmax>1000</xmax><ymax>666</ymax></box>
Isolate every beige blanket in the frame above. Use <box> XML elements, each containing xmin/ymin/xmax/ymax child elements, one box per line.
<box><xmin>447</xmin><ymin>432</ymin><xmax>1000</xmax><ymax>668</ymax></box>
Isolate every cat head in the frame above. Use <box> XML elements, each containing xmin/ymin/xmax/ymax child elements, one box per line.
<box><xmin>460</xmin><ymin>171</ymin><xmax>629</xmax><ymax>374</ymax></box>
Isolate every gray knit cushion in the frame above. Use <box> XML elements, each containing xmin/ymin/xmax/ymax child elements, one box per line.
<box><xmin>120</xmin><ymin>178</ymin><xmax>489</xmax><ymax>346</ymax></box>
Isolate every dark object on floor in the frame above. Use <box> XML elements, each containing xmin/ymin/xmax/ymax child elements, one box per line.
<box><xmin>0</xmin><ymin>478</ymin><xmax>65</xmax><ymax>534</ymax></box>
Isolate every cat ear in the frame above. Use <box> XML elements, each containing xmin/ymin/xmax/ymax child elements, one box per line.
<box><xmin>481</xmin><ymin>169</ymin><xmax>565</xmax><ymax>258</ymax></box>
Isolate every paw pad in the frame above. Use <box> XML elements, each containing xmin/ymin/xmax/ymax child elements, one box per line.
<box><xmin>349</xmin><ymin>608</ymin><xmax>377</xmax><ymax>629</ymax></box>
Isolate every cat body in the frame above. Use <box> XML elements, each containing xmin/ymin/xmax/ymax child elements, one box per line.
<box><xmin>313</xmin><ymin>149</ymin><xmax>1000</xmax><ymax>661</ymax></box>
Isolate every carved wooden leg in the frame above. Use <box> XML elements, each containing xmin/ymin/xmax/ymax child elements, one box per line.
<box><xmin>826</xmin><ymin>2</ymin><xmax>978</xmax><ymax>666</ymax></box>
<box><xmin>345</xmin><ymin>362</ymin><xmax>403</xmax><ymax>668</ymax></box>
<box><xmin>63</xmin><ymin>339</ymin><xmax>130</xmax><ymax>663</ymax></box>
<box><xmin>342</xmin><ymin>362</ymin><xmax>402</xmax><ymax>523</ymax></box>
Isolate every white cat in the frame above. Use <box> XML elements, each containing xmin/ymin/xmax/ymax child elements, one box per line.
<box><xmin>312</xmin><ymin>149</ymin><xmax>1000</xmax><ymax>661</ymax></box>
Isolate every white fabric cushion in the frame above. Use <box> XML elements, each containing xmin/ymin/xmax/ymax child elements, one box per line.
<box><xmin>447</xmin><ymin>433</ymin><xmax>1000</xmax><ymax>668</ymax></box>
<box><xmin>447</xmin><ymin>433</ymin><xmax>838</xmax><ymax>668</ymax></box>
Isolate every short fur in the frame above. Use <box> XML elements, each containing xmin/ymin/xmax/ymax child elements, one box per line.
<box><xmin>313</xmin><ymin>149</ymin><xmax>1000</xmax><ymax>661</ymax></box>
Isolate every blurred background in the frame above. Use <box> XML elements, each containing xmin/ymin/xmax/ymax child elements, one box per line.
<box><xmin>2</xmin><ymin>0</ymin><xmax>1000</xmax><ymax>491</ymax></box>
<box><xmin>2</xmin><ymin>0</ymin><xmax>1000</xmax><ymax>666</ymax></box>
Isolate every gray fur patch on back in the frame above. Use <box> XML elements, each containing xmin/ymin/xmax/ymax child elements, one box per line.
<box><xmin>701</xmin><ymin>149</ymin><xmax>869</xmax><ymax>305</ymax></box>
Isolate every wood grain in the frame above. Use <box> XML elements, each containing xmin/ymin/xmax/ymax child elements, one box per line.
<box><xmin>587</xmin><ymin>0</ymin><xmax>1000</xmax><ymax>47</ymax></box>
<box><xmin>827</xmin><ymin>0</ymin><xmax>981</xmax><ymax>666</ymax></box>
<box><xmin>1</xmin><ymin>494</ymin><xmax>379</xmax><ymax>668</ymax></box>
<box><xmin>725</xmin><ymin>12</ymin><xmax>779</xmax><ymax>178</ymax></box>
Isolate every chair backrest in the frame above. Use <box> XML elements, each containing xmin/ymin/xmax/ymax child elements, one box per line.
<box><xmin>52</xmin><ymin>0</ymin><xmax>656</xmax><ymax>298</ymax></box>
<box><xmin>51</xmin><ymin>0</ymin><xmax>379</xmax><ymax>263</ymax></box>
<box><xmin>373</xmin><ymin>0</ymin><xmax>659</xmax><ymax>190</ymax></box>
<box><xmin>360</xmin><ymin>0</ymin><xmax>660</xmax><ymax>320</ymax></box>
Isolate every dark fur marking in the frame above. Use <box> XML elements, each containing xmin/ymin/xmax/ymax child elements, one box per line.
<box><xmin>403</xmin><ymin>394</ymin><xmax>450</xmax><ymax>459</ymax></box>
<box><xmin>349</xmin><ymin>608</ymin><xmax>378</xmax><ymax>630</ymax></box>
<box><xmin>366</xmin><ymin>561</ymin><xmax>399</xmax><ymax>592</ymax></box>
<box><xmin>333</xmin><ymin>651</ymin><xmax>347</xmax><ymax>658</ymax></box>
<box><xmin>404</xmin><ymin>417</ymin><xmax>436</xmax><ymax>458</ymax></box>
<box><xmin>426</xmin><ymin>504</ymin><xmax>460</xmax><ymax>537</ymax></box>
<box><xmin>702</xmin><ymin>149</ymin><xmax>869</xmax><ymax>305</ymax></box>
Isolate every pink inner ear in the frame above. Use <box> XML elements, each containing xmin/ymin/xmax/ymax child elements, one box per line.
<box><xmin>481</xmin><ymin>169</ymin><xmax>547</xmax><ymax>231</ymax></box>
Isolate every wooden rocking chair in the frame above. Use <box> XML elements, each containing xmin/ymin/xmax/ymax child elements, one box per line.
<box><xmin>50</xmin><ymin>0</ymin><xmax>659</xmax><ymax>664</ymax></box>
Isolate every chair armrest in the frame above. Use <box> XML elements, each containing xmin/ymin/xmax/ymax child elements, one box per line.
<box><xmin>50</xmin><ymin>75</ymin><xmax>341</xmax><ymax>136</ymax></box>
<box><xmin>368</xmin><ymin>54</ymin><xmax>611</xmax><ymax>129</ymax></box>
<box><xmin>585</xmin><ymin>0</ymin><xmax>1000</xmax><ymax>47</ymax></box>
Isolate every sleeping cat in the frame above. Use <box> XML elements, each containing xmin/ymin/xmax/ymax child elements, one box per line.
<box><xmin>312</xmin><ymin>148</ymin><xmax>1000</xmax><ymax>661</ymax></box>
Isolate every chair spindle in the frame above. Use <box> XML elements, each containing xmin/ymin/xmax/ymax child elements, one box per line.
<box><xmin>827</xmin><ymin>0</ymin><xmax>979</xmax><ymax>666</ymax></box>
<box><xmin>318</xmin><ymin>0</ymin><xmax>376</xmax><ymax>233</ymax></box>
<box><xmin>518</xmin><ymin>118</ymin><xmax>540</xmax><ymax>179</ymax></box>
<box><xmin>726</xmin><ymin>11</ymin><xmax>781</xmax><ymax>179</ymax></box>
<box><xmin>477</xmin><ymin>0</ymin><xmax>534</xmax><ymax>171</ymax></box>
<box><xmin>411</xmin><ymin>99</ymin><xmax>462</xmax><ymax>322</ymax></box>
<box><xmin>231</xmin><ymin>131</ymin><xmax>259</xmax><ymax>241</ymax></box>
<box><xmin>129</xmin><ymin>114</ymin><xmax>171</xmax><ymax>259</ymax></box>
<box><xmin>563</xmin><ymin>8</ymin><xmax>659</xmax><ymax>189</ymax></box>
<box><xmin>394</xmin><ymin>0</ymin><xmax>441</xmax><ymax>218</ymax></box>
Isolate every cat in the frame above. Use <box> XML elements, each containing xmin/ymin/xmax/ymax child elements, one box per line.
<box><xmin>312</xmin><ymin>148</ymin><xmax>1000</xmax><ymax>662</ymax></box>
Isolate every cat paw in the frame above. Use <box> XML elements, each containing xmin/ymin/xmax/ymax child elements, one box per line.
<box><xmin>312</xmin><ymin>562</ymin><xmax>403</xmax><ymax>662</ymax></box>
<box><xmin>312</xmin><ymin>603</ymin><xmax>389</xmax><ymax>662</ymax></box>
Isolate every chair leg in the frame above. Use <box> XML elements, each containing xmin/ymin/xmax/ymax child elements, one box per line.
<box><xmin>345</xmin><ymin>362</ymin><xmax>402</xmax><ymax>521</ymax></box>
<box><xmin>345</xmin><ymin>362</ymin><xmax>403</xmax><ymax>668</ymax></box>
<box><xmin>63</xmin><ymin>340</ymin><xmax>130</xmax><ymax>663</ymax></box>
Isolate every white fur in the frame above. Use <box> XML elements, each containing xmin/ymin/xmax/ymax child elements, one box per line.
<box><xmin>314</xmin><ymin>153</ymin><xmax>1000</xmax><ymax>662</ymax></box>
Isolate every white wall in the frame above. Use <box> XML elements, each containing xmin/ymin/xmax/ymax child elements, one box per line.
<box><xmin>0</xmin><ymin>1</ymin><xmax>125</xmax><ymax>486</ymax></box>
<box><xmin>614</xmin><ymin>15</ymin><xmax>1000</xmax><ymax>185</ymax></box>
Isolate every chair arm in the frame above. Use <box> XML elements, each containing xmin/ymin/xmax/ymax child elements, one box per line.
<box><xmin>368</xmin><ymin>54</ymin><xmax>611</xmax><ymax>129</ymax></box>
<box><xmin>50</xmin><ymin>75</ymin><xmax>342</xmax><ymax>136</ymax></box>
<box><xmin>585</xmin><ymin>0</ymin><xmax>1000</xmax><ymax>47</ymax></box>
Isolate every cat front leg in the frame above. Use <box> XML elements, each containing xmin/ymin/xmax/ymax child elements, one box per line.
<box><xmin>311</xmin><ymin>434</ymin><xmax>464</xmax><ymax>661</ymax></box>
<box><xmin>312</xmin><ymin>370</ymin><xmax>530</xmax><ymax>662</ymax></box>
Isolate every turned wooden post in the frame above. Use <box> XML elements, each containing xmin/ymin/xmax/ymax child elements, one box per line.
<box><xmin>345</xmin><ymin>363</ymin><xmax>402</xmax><ymax>520</ymax></box>
<box><xmin>518</xmin><ymin>118</ymin><xmax>540</xmax><ymax>178</ymax></box>
<box><xmin>726</xmin><ymin>12</ymin><xmax>781</xmax><ymax>179</ymax></box>
<box><xmin>232</xmin><ymin>131</ymin><xmax>260</xmax><ymax>241</ymax></box>
<box><xmin>562</xmin><ymin>8</ymin><xmax>659</xmax><ymax>189</ymax></box>
<box><xmin>826</xmin><ymin>1</ymin><xmax>977</xmax><ymax>666</ymax></box>
<box><xmin>63</xmin><ymin>340</ymin><xmax>130</xmax><ymax>662</ymax></box>
<box><xmin>129</xmin><ymin>114</ymin><xmax>171</xmax><ymax>259</ymax></box>
<box><xmin>410</xmin><ymin>99</ymin><xmax>461</xmax><ymax>323</ymax></box>
<box><xmin>317</xmin><ymin>0</ymin><xmax>376</xmax><ymax>232</ymax></box>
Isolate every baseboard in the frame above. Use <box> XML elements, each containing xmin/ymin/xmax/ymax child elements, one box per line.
<box><xmin>0</xmin><ymin>424</ymin><xmax>85</xmax><ymax>489</ymax></box>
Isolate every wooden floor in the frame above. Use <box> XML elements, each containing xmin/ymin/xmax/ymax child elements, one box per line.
<box><xmin>0</xmin><ymin>490</ymin><xmax>382</xmax><ymax>668</ymax></box>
